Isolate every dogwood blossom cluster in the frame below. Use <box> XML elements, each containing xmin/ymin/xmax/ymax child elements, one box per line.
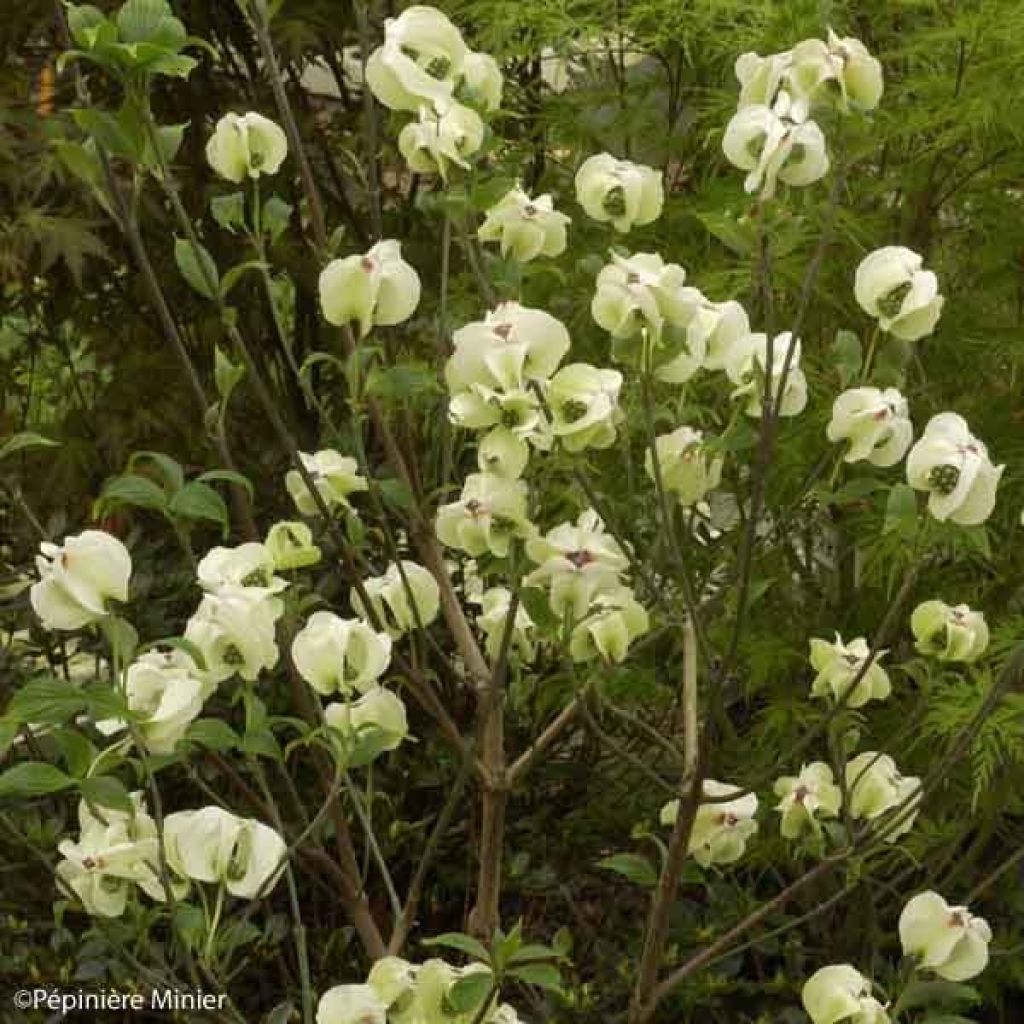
<box><xmin>525</xmin><ymin>509</ymin><xmax>648</xmax><ymax>664</ymax></box>
<box><xmin>478</xmin><ymin>187</ymin><xmax>570</xmax><ymax>262</ymax></box>
<box><xmin>56</xmin><ymin>795</ymin><xmax>286</xmax><ymax>917</ymax></box>
<box><xmin>826</xmin><ymin>387</ymin><xmax>913</xmax><ymax>467</ymax></box>
<box><xmin>802</xmin><ymin>889</ymin><xmax>991</xmax><ymax>1023</ymax></box>
<box><xmin>723</xmin><ymin>30</ymin><xmax>882</xmax><ymax>198</ymax></box>
<box><xmin>854</xmin><ymin>246</ymin><xmax>944</xmax><ymax>342</ymax></box>
<box><xmin>286</xmin><ymin>449</ymin><xmax>369</xmax><ymax>518</ymax></box>
<box><xmin>808</xmin><ymin>633</ymin><xmax>891</xmax><ymax>709</ymax></box>
<box><xmin>364</xmin><ymin>6</ymin><xmax>501</xmax><ymax>178</ymax></box>
<box><xmin>575</xmin><ymin>153</ymin><xmax>664</xmax><ymax>233</ymax></box>
<box><xmin>660</xmin><ymin>780</ymin><xmax>759</xmax><ymax>868</ymax></box>
<box><xmin>317</xmin><ymin>956</ymin><xmax>526</xmax><ymax>1024</ymax></box>
<box><xmin>910</xmin><ymin>599</ymin><xmax>989</xmax><ymax>663</ymax></box>
<box><xmin>205</xmin><ymin>111</ymin><xmax>288</xmax><ymax>183</ymax></box>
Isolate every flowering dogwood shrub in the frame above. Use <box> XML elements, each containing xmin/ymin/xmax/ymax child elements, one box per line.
<box><xmin>1</xmin><ymin>1</ymin><xmax>1022</xmax><ymax>1023</ymax></box>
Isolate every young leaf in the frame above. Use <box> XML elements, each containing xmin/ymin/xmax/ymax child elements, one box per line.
<box><xmin>597</xmin><ymin>852</ymin><xmax>658</xmax><ymax>887</ymax></box>
<box><xmin>79</xmin><ymin>775</ymin><xmax>133</xmax><ymax>813</ymax></box>
<box><xmin>0</xmin><ymin>762</ymin><xmax>74</xmax><ymax>800</ymax></box>
<box><xmin>174</xmin><ymin>237</ymin><xmax>220</xmax><ymax>300</ymax></box>
<box><xmin>168</xmin><ymin>481</ymin><xmax>229</xmax><ymax>535</ymax></box>
<box><xmin>423</xmin><ymin>931</ymin><xmax>492</xmax><ymax>963</ymax></box>
<box><xmin>0</xmin><ymin>432</ymin><xmax>60</xmax><ymax>461</ymax></box>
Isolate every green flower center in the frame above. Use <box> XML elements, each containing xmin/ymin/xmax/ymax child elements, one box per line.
<box><xmin>241</xmin><ymin>569</ymin><xmax>269</xmax><ymax>587</ymax></box>
<box><xmin>223</xmin><ymin>644</ymin><xmax>245</xmax><ymax>666</ymax></box>
<box><xmin>928</xmin><ymin>464</ymin><xmax>960</xmax><ymax>495</ymax></box>
<box><xmin>561</xmin><ymin>398</ymin><xmax>589</xmax><ymax>422</ymax></box>
<box><xmin>602</xmin><ymin>185</ymin><xmax>626</xmax><ymax>217</ymax></box>
<box><xmin>877</xmin><ymin>280</ymin><xmax>913</xmax><ymax>319</ymax></box>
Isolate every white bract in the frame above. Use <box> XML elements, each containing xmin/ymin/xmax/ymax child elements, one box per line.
<box><xmin>662</xmin><ymin>780</ymin><xmax>759</xmax><ymax>868</ymax></box>
<box><xmin>184</xmin><ymin>588</ymin><xmax>283</xmax><ymax>683</ymax></box>
<box><xmin>319</xmin><ymin>240</ymin><xmax>421</xmax><ymax>338</ymax></box>
<box><xmin>696</xmin><ymin>299</ymin><xmax>751</xmax><ymax>372</ymax></box>
<box><xmin>435</xmin><ymin>472</ymin><xmax>534</xmax><ymax>558</ymax></box>
<box><xmin>265</xmin><ymin>520</ymin><xmax>322</xmax><ymax>570</ymax></box>
<box><xmin>351</xmin><ymin>560</ymin><xmax>441</xmax><ymax>637</ymax></box>
<box><xmin>205</xmin><ymin>112</ymin><xmax>287</xmax><ymax>182</ymax></box>
<box><xmin>854</xmin><ymin>246</ymin><xmax>944</xmax><ymax>342</ymax></box>
<box><xmin>845</xmin><ymin>752</ymin><xmax>921</xmax><ymax>841</ymax></box>
<box><xmin>802</xmin><ymin>965</ymin><xmax>890</xmax><ymax>1024</ymax></box>
<box><xmin>525</xmin><ymin>509</ymin><xmax>629</xmax><ymax>621</ymax></box>
<box><xmin>56</xmin><ymin>794</ymin><xmax>167</xmax><ymax>918</ymax></box>
<box><xmin>906</xmin><ymin>413</ymin><xmax>1003</xmax><ymax>525</ymax></box>
<box><xmin>286</xmin><ymin>449</ymin><xmax>369</xmax><ymax>518</ymax></box>
<box><xmin>646</xmin><ymin>426</ymin><xmax>723</xmax><ymax>508</ymax></box>
<box><xmin>569</xmin><ymin>584</ymin><xmax>649</xmax><ymax>663</ymax></box>
<box><xmin>325</xmin><ymin>686</ymin><xmax>410</xmax><ymax>764</ymax></box>
<box><xmin>722</xmin><ymin>98</ymin><xmax>828</xmax><ymax>200</ymax></box>
<box><xmin>809</xmin><ymin>634</ymin><xmax>891</xmax><ymax>708</ymax></box>
<box><xmin>291</xmin><ymin>611</ymin><xmax>392</xmax><ymax>697</ymax></box>
<box><xmin>196</xmin><ymin>542</ymin><xmax>286</xmax><ymax>595</ymax></box>
<box><xmin>31</xmin><ymin>530</ymin><xmax>131</xmax><ymax>631</ymax></box>
<box><xmin>398</xmin><ymin>101</ymin><xmax>485</xmax><ymax>178</ymax></box>
<box><xmin>316</xmin><ymin>985</ymin><xmax>387</xmax><ymax>1024</ymax></box>
<box><xmin>364</xmin><ymin>6</ymin><xmax>467</xmax><ymax>112</ymax></box>
<box><xmin>477</xmin><ymin>427</ymin><xmax>530</xmax><ymax>479</ymax></box>
<box><xmin>164</xmin><ymin>807</ymin><xmax>286</xmax><ymax>899</ymax></box>
<box><xmin>98</xmin><ymin>649</ymin><xmax>207</xmax><ymax>754</ymax></box>
<box><xmin>910</xmin><ymin>600</ymin><xmax>989</xmax><ymax>663</ymax></box>
<box><xmin>460</xmin><ymin>51</ymin><xmax>503</xmax><ymax>110</ymax></box>
<box><xmin>575</xmin><ymin>153</ymin><xmax>664</xmax><ymax>232</ymax></box>
<box><xmin>773</xmin><ymin>762</ymin><xmax>842</xmax><ymax>839</ymax></box>
<box><xmin>899</xmin><ymin>891</ymin><xmax>992</xmax><ymax>981</ymax></box>
<box><xmin>471</xmin><ymin>584</ymin><xmax>537</xmax><ymax>660</ymax></box>
<box><xmin>827</xmin><ymin>387</ymin><xmax>913</xmax><ymax>466</ymax></box>
<box><xmin>478</xmin><ymin>187</ymin><xmax>569</xmax><ymax>261</ymax></box>
<box><xmin>726</xmin><ymin>332</ymin><xmax>808</xmax><ymax>418</ymax></box>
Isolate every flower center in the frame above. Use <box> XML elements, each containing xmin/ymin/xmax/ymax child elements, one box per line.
<box><xmin>877</xmin><ymin>280</ymin><xmax>913</xmax><ymax>319</ymax></box>
<box><xmin>928</xmin><ymin>464</ymin><xmax>961</xmax><ymax>495</ymax></box>
<box><xmin>565</xmin><ymin>549</ymin><xmax>595</xmax><ymax>569</ymax></box>
<box><xmin>561</xmin><ymin>398</ymin><xmax>589</xmax><ymax>423</ymax></box>
<box><xmin>602</xmin><ymin>185</ymin><xmax>626</xmax><ymax>217</ymax></box>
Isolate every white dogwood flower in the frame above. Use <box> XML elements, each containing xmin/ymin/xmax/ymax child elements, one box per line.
<box><xmin>547</xmin><ymin>363</ymin><xmax>624</xmax><ymax>452</ymax></box>
<box><xmin>31</xmin><ymin>530</ymin><xmax>131</xmax><ymax>631</ymax></box>
<box><xmin>645</xmin><ymin>426</ymin><xmax>723</xmax><ymax>507</ymax></box>
<box><xmin>569</xmin><ymin>585</ymin><xmax>649</xmax><ymax>663</ymax></box>
<box><xmin>164</xmin><ymin>807</ymin><xmax>286</xmax><ymax>899</ymax></box>
<box><xmin>575</xmin><ymin>153</ymin><xmax>664</xmax><ymax>232</ymax></box>
<box><xmin>265</xmin><ymin>521</ymin><xmax>322</xmax><ymax>570</ymax></box>
<box><xmin>774</xmin><ymin>762</ymin><xmax>842</xmax><ymax>839</ymax></box>
<box><xmin>291</xmin><ymin>611</ymin><xmax>392</xmax><ymax>697</ymax></box>
<box><xmin>722</xmin><ymin>99</ymin><xmax>828</xmax><ymax>199</ymax></box>
<box><xmin>854</xmin><ymin>246</ymin><xmax>944</xmax><ymax>341</ymax></box>
<box><xmin>184</xmin><ymin>588</ymin><xmax>283</xmax><ymax>684</ymax></box>
<box><xmin>906</xmin><ymin>413</ymin><xmax>1003</xmax><ymax>526</ymax></box>
<box><xmin>845</xmin><ymin>752</ymin><xmax>921</xmax><ymax>842</ymax></box>
<box><xmin>286</xmin><ymin>450</ymin><xmax>369</xmax><ymax>518</ymax></box>
<box><xmin>899</xmin><ymin>891</ymin><xmax>992</xmax><ymax>981</ymax></box>
<box><xmin>197</xmin><ymin>542</ymin><xmax>286</xmax><ymax>595</ymax></box>
<box><xmin>477</xmin><ymin>427</ymin><xmax>530</xmax><ymax>479</ymax></box>
<box><xmin>364</xmin><ymin>6</ymin><xmax>467</xmax><ymax>112</ymax></box>
<box><xmin>435</xmin><ymin>473</ymin><xmax>534</xmax><ymax>557</ymax></box>
<box><xmin>802</xmin><ymin>965</ymin><xmax>890</xmax><ymax>1024</ymax></box>
<box><xmin>205</xmin><ymin>112</ymin><xmax>287</xmax><ymax>182</ymax></box>
<box><xmin>910</xmin><ymin>600</ymin><xmax>989</xmax><ymax>663</ymax></box>
<box><xmin>461</xmin><ymin>51</ymin><xmax>503</xmax><ymax>110</ymax></box>
<box><xmin>726</xmin><ymin>332</ymin><xmax>808</xmax><ymax>418</ymax></box>
<box><xmin>809</xmin><ymin>634</ymin><xmax>891</xmax><ymax>708</ymax></box>
<box><xmin>478</xmin><ymin>188</ymin><xmax>569</xmax><ymax>261</ymax></box>
<box><xmin>316</xmin><ymin>985</ymin><xmax>387</xmax><ymax>1024</ymax></box>
<box><xmin>319</xmin><ymin>240</ymin><xmax>421</xmax><ymax>338</ymax></box>
<box><xmin>827</xmin><ymin>387</ymin><xmax>913</xmax><ymax>467</ymax></box>
<box><xmin>662</xmin><ymin>779</ymin><xmax>759</xmax><ymax>868</ymax></box>
<box><xmin>398</xmin><ymin>101</ymin><xmax>485</xmax><ymax>178</ymax></box>
<box><xmin>351</xmin><ymin>561</ymin><xmax>441</xmax><ymax>637</ymax></box>
<box><xmin>325</xmin><ymin>686</ymin><xmax>410</xmax><ymax>764</ymax></box>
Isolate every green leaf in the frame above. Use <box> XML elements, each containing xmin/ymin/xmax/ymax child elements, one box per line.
<box><xmin>127</xmin><ymin>450</ymin><xmax>184</xmax><ymax>493</ymax></box>
<box><xmin>66</xmin><ymin>4</ymin><xmax>109</xmax><ymax>48</ymax></box>
<box><xmin>146</xmin><ymin>122</ymin><xmax>187</xmax><ymax>165</ymax></box>
<box><xmin>83</xmin><ymin>684</ymin><xmax>131</xmax><ymax>721</ymax></box>
<box><xmin>833</xmin><ymin>329</ymin><xmax>863</xmax><ymax>387</ymax></box>
<box><xmin>445</xmin><ymin>970</ymin><xmax>494</xmax><ymax>1014</ymax></box>
<box><xmin>220</xmin><ymin>260</ymin><xmax>269</xmax><ymax>299</ymax></box>
<box><xmin>7</xmin><ymin>678</ymin><xmax>88</xmax><ymax>727</ymax></box>
<box><xmin>519</xmin><ymin>587</ymin><xmax>558</xmax><ymax>633</ymax></box>
<box><xmin>508</xmin><ymin>961</ymin><xmax>563</xmax><ymax>992</ymax></box>
<box><xmin>79</xmin><ymin>775</ymin><xmax>133</xmax><ymax>813</ymax></box>
<box><xmin>186</xmin><ymin>718</ymin><xmax>240</xmax><ymax>752</ymax></box>
<box><xmin>884</xmin><ymin>483</ymin><xmax>919</xmax><ymax>535</ymax></box>
<box><xmin>894</xmin><ymin>980</ymin><xmax>980</xmax><ymax>1014</ymax></box>
<box><xmin>597</xmin><ymin>852</ymin><xmax>658</xmax><ymax>887</ymax></box>
<box><xmin>211</xmin><ymin>192</ymin><xmax>246</xmax><ymax>233</ymax></box>
<box><xmin>195</xmin><ymin>468</ymin><xmax>255</xmax><ymax>502</ymax></box>
<box><xmin>116</xmin><ymin>0</ymin><xmax>186</xmax><ymax>49</ymax></box>
<box><xmin>54</xmin><ymin>729</ymin><xmax>96</xmax><ymax>778</ymax></box>
<box><xmin>0</xmin><ymin>432</ymin><xmax>60</xmax><ymax>461</ymax></box>
<box><xmin>261</xmin><ymin>196</ymin><xmax>293</xmax><ymax>244</ymax></box>
<box><xmin>96</xmin><ymin>473</ymin><xmax>169</xmax><ymax>515</ymax></box>
<box><xmin>214</xmin><ymin>346</ymin><xmax>245</xmax><ymax>404</ymax></box>
<box><xmin>264</xmin><ymin>1002</ymin><xmax>295</xmax><ymax>1024</ymax></box>
<box><xmin>174</xmin><ymin>237</ymin><xmax>220</xmax><ymax>300</ymax></box>
<box><xmin>423</xmin><ymin>932</ymin><xmax>491</xmax><ymax>963</ymax></box>
<box><xmin>168</xmin><ymin>481</ymin><xmax>229</xmax><ymax>534</ymax></box>
<box><xmin>99</xmin><ymin>617</ymin><xmax>140</xmax><ymax>666</ymax></box>
<box><xmin>366</xmin><ymin>362</ymin><xmax>441</xmax><ymax>402</ymax></box>
<box><xmin>0</xmin><ymin>762</ymin><xmax>74</xmax><ymax>800</ymax></box>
